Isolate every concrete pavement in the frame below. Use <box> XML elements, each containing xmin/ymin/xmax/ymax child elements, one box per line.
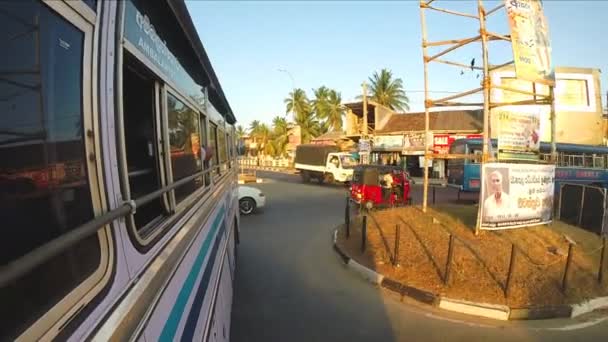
<box><xmin>231</xmin><ymin>171</ymin><xmax>608</xmax><ymax>341</ymax></box>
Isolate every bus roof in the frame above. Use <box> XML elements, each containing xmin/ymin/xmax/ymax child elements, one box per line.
<box><xmin>452</xmin><ymin>138</ymin><xmax>608</xmax><ymax>154</ymax></box>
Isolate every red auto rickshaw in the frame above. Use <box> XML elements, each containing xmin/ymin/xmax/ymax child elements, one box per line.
<box><xmin>350</xmin><ymin>165</ymin><xmax>411</xmax><ymax>209</ymax></box>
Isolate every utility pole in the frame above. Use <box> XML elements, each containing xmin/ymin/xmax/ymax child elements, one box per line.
<box><xmin>362</xmin><ymin>82</ymin><xmax>368</xmax><ymax>137</ymax></box>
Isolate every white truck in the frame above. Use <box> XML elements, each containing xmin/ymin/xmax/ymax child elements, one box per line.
<box><xmin>294</xmin><ymin>144</ymin><xmax>356</xmax><ymax>184</ymax></box>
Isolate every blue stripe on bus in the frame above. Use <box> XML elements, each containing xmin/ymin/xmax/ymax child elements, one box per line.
<box><xmin>180</xmin><ymin>219</ymin><xmax>225</xmax><ymax>341</ymax></box>
<box><xmin>160</xmin><ymin>206</ymin><xmax>225</xmax><ymax>341</ymax></box>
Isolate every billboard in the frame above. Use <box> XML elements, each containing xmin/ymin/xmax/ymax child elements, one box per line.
<box><xmin>496</xmin><ymin>106</ymin><xmax>541</xmax><ymax>161</ymax></box>
<box><xmin>505</xmin><ymin>0</ymin><xmax>555</xmax><ymax>85</ymax></box>
<box><xmin>480</xmin><ymin>163</ymin><xmax>555</xmax><ymax>229</ymax></box>
<box><xmin>433</xmin><ymin>133</ymin><xmax>483</xmax><ymax>154</ymax></box>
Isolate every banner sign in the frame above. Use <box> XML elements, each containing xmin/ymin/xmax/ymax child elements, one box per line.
<box><xmin>505</xmin><ymin>0</ymin><xmax>555</xmax><ymax>85</ymax></box>
<box><xmin>433</xmin><ymin>134</ymin><xmax>483</xmax><ymax>154</ymax></box>
<box><xmin>359</xmin><ymin>139</ymin><xmax>371</xmax><ymax>152</ymax></box>
<box><xmin>496</xmin><ymin>106</ymin><xmax>541</xmax><ymax>161</ymax></box>
<box><xmin>373</xmin><ymin>135</ymin><xmax>403</xmax><ymax>151</ymax></box>
<box><xmin>480</xmin><ymin>163</ymin><xmax>555</xmax><ymax>229</ymax></box>
<box><xmin>402</xmin><ymin>132</ymin><xmax>428</xmax><ymax>154</ymax></box>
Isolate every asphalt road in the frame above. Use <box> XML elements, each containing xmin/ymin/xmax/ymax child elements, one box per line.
<box><xmin>231</xmin><ymin>171</ymin><xmax>608</xmax><ymax>342</ymax></box>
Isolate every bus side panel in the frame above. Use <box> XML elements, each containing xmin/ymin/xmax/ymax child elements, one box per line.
<box><xmin>141</xmin><ymin>202</ymin><xmax>228</xmax><ymax>341</ymax></box>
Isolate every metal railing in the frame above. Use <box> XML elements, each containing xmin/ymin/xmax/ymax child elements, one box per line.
<box><xmin>0</xmin><ymin>163</ymin><xmax>233</xmax><ymax>287</ymax></box>
<box><xmin>558</xmin><ymin>183</ymin><xmax>608</xmax><ymax>236</ymax></box>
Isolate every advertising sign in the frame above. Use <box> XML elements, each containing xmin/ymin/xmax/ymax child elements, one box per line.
<box><xmin>401</xmin><ymin>132</ymin><xmax>427</xmax><ymax>153</ymax></box>
<box><xmin>480</xmin><ymin>163</ymin><xmax>555</xmax><ymax>229</ymax></box>
<box><xmin>358</xmin><ymin>139</ymin><xmax>371</xmax><ymax>152</ymax></box>
<box><xmin>433</xmin><ymin>134</ymin><xmax>483</xmax><ymax>154</ymax></box>
<box><xmin>373</xmin><ymin>135</ymin><xmax>403</xmax><ymax>151</ymax></box>
<box><xmin>505</xmin><ymin>0</ymin><xmax>555</xmax><ymax>85</ymax></box>
<box><xmin>496</xmin><ymin>106</ymin><xmax>541</xmax><ymax>161</ymax></box>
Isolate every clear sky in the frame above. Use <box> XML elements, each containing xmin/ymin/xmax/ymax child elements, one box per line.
<box><xmin>186</xmin><ymin>1</ymin><xmax>608</xmax><ymax>128</ymax></box>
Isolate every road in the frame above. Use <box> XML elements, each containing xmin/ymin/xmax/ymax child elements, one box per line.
<box><xmin>231</xmin><ymin>171</ymin><xmax>608</xmax><ymax>342</ymax></box>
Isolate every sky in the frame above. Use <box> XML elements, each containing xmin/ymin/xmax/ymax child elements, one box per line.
<box><xmin>186</xmin><ymin>0</ymin><xmax>608</xmax><ymax>128</ymax></box>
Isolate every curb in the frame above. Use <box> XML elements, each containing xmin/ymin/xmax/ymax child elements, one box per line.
<box><xmin>439</xmin><ymin>298</ymin><xmax>510</xmax><ymax>321</ymax></box>
<box><xmin>331</xmin><ymin>227</ymin><xmax>608</xmax><ymax>321</ymax></box>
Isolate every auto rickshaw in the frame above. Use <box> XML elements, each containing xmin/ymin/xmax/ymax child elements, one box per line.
<box><xmin>350</xmin><ymin>165</ymin><xmax>411</xmax><ymax>209</ymax></box>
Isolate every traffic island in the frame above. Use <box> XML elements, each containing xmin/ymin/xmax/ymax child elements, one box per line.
<box><xmin>333</xmin><ymin>205</ymin><xmax>608</xmax><ymax>320</ymax></box>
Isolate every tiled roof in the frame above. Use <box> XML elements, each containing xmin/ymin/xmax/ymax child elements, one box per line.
<box><xmin>375</xmin><ymin>110</ymin><xmax>483</xmax><ymax>133</ymax></box>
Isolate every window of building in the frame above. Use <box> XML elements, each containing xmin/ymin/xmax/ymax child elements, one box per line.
<box><xmin>0</xmin><ymin>1</ymin><xmax>105</xmax><ymax>338</ymax></box>
<box><xmin>167</xmin><ymin>93</ymin><xmax>203</xmax><ymax>204</ymax></box>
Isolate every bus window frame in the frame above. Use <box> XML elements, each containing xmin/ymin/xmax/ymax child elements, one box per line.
<box><xmin>11</xmin><ymin>1</ymin><xmax>113</xmax><ymax>340</ymax></box>
<box><xmin>164</xmin><ymin>85</ymin><xmax>210</xmax><ymax>214</ymax></box>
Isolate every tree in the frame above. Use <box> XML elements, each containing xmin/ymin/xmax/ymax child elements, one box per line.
<box><xmin>365</xmin><ymin>68</ymin><xmax>410</xmax><ymax>112</ymax></box>
<box><xmin>312</xmin><ymin>86</ymin><xmax>330</xmax><ymax>119</ymax></box>
<box><xmin>284</xmin><ymin>88</ymin><xmax>311</xmax><ymax>121</ymax></box>
<box><xmin>294</xmin><ymin>110</ymin><xmax>322</xmax><ymax>144</ymax></box>
<box><xmin>270</xmin><ymin>116</ymin><xmax>289</xmax><ymax>157</ymax></box>
<box><xmin>236</xmin><ymin>125</ymin><xmax>246</xmax><ymax>139</ymax></box>
<box><xmin>249</xmin><ymin>121</ymin><xmax>271</xmax><ymax>156</ymax></box>
<box><xmin>324</xmin><ymin>89</ymin><xmax>344</xmax><ymax>132</ymax></box>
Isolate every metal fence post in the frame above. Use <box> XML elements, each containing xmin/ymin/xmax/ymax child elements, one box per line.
<box><xmin>361</xmin><ymin>215</ymin><xmax>367</xmax><ymax>253</ymax></box>
<box><xmin>562</xmin><ymin>243</ymin><xmax>574</xmax><ymax>292</ymax></box>
<box><xmin>444</xmin><ymin>234</ymin><xmax>455</xmax><ymax>285</ymax></box>
<box><xmin>345</xmin><ymin>196</ymin><xmax>350</xmax><ymax>239</ymax></box>
<box><xmin>432</xmin><ymin>186</ymin><xmax>436</xmax><ymax>205</ymax></box>
<box><xmin>504</xmin><ymin>243</ymin><xmax>516</xmax><ymax>298</ymax></box>
<box><xmin>557</xmin><ymin>183</ymin><xmax>563</xmax><ymax>220</ymax></box>
<box><xmin>393</xmin><ymin>224</ymin><xmax>401</xmax><ymax>267</ymax></box>
<box><xmin>578</xmin><ymin>186</ymin><xmax>586</xmax><ymax>226</ymax></box>
<box><xmin>599</xmin><ymin>237</ymin><xmax>606</xmax><ymax>284</ymax></box>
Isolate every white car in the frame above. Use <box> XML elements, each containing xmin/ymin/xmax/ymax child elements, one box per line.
<box><xmin>238</xmin><ymin>186</ymin><xmax>265</xmax><ymax>215</ymax></box>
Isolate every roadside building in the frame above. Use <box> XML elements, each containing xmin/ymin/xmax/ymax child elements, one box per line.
<box><xmin>373</xmin><ymin>110</ymin><xmax>483</xmax><ymax>178</ymax></box>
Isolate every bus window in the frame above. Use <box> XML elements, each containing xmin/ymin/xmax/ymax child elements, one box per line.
<box><xmin>123</xmin><ymin>56</ymin><xmax>167</xmax><ymax>231</ymax></box>
<box><xmin>0</xmin><ymin>1</ymin><xmax>106</xmax><ymax>338</ymax></box>
<box><xmin>167</xmin><ymin>93</ymin><xmax>203</xmax><ymax>204</ymax></box>
<box><xmin>210</xmin><ymin>123</ymin><xmax>219</xmax><ymax>175</ymax></box>
<box><xmin>218</xmin><ymin>128</ymin><xmax>227</xmax><ymax>169</ymax></box>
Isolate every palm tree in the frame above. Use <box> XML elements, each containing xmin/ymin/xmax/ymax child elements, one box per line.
<box><xmin>270</xmin><ymin>116</ymin><xmax>289</xmax><ymax>157</ymax></box>
<box><xmin>249</xmin><ymin>121</ymin><xmax>271</xmax><ymax>156</ymax></box>
<box><xmin>236</xmin><ymin>125</ymin><xmax>246</xmax><ymax>139</ymax></box>
<box><xmin>325</xmin><ymin>89</ymin><xmax>344</xmax><ymax>132</ymax></box>
<box><xmin>366</xmin><ymin>68</ymin><xmax>410</xmax><ymax>112</ymax></box>
<box><xmin>284</xmin><ymin>88</ymin><xmax>311</xmax><ymax>121</ymax></box>
<box><xmin>312</xmin><ymin>86</ymin><xmax>330</xmax><ymax>118</ymax></box>
<box><xmin>294</xmin><ymin>110</ymin><xmax>321</xmax><ymax>144</ymax></box>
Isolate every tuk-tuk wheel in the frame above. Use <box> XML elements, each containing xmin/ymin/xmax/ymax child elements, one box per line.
<box><xmin>365</xmin><ymin>201</ymin><xmax>374</xmax><ymax>210</ymax></box>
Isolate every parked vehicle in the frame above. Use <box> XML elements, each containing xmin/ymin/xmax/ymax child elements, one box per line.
<box><xmin>448</xmin><ymin>138</ymin><xmax>608</xmax><ymax>192</ymax></box>
<box><xmin>350</xmin><ymin>165</ymin><xmax>411</xmax><ymax>209</ymax></box>
<box><xmin>238</xmin><ymin>186</ymin><xmax>266</xmax><ymax>215</ymax></box>
<box><xmin>294</xmin><ymin>144</ymin><xmax>356</xmax><ymax>184</ymax></box>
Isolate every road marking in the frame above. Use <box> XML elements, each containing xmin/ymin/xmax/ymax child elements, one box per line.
<box><xmin>422</xmin><ymin>312</ymin><xmax>498</xmax><ymax>329</ymax></box>
<box><xmin>534</xmin><ymin>315</ymin><xmax>608</xmax><ymax>331</ymax></box>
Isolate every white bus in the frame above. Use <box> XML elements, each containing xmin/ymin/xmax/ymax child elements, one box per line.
<box><xmin>0</xmin><ymin>1</ymin><xmax>240</xmax><ymax>340</ymax></box>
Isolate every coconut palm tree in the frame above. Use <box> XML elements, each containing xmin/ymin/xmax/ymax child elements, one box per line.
<box><xmin>324</xmin><ymin>89</ymin><xmax>344</xmax><ymax>131</ymax></box>
<box><xmin>284</xmin><ymin>88</ymin><xmax>311</xmax><ymax>121</ymax></box>
<box><xmin>270</xmin><ymin>116</ymin><xmax>289</xmax><ymax>157</ymax></box>
<box><xmin>312</xmin><ymin>86</ymin><xmax>330</xmax><ymax>118</ymax></box>
<box><xmin>366</xmin><ymin>68</ymin><xmax>410</xmax><ymax>112</ymax></box>
<box><xmin>249</xmin><ymin>121</ymin><xmax>271</xmax><ymax>156</ymax></box>
<box><xmin>293</xmin><ymin>109</ymin><xmax>322</xmax><ymax>144</ymax></box>
<box><xmin>236</xmin><ymin>125</ymin><xmax>246</xmax><ymax>139</ymax></box>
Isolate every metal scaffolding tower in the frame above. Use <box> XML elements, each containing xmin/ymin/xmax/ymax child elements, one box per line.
<box><xmin>418</xmin><ymin>0</ymin><xmax>556</xmax><ymax>234</ymax></box>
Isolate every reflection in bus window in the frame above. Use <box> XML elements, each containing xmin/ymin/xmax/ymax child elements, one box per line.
<box><xmin>210</xmin><ymin>123</ymin><xmax>219</xmax><ymax>174</ymax></box>
<box><xmin>168</xmin><ymin>94</ymin><xmax>202</xmax><ymax>204</ymax></box>
<box><xmin>0</xmin><ymin>1</ymin><xmax>101</xmax><ymax>338</ymax></box>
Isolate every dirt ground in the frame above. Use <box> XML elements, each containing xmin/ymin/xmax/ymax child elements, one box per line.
<box><xmin>337</xmin><ymin>205</ymin><xmax>608</xmax><ymax>308</ymax></box>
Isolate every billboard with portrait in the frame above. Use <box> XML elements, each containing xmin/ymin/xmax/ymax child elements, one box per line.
<box><xmin>480</xmin><ymin>163</ymin><xmax>555</xmax><ymax>229</ymax></box>
<box><xmin>496</xmin><ymin>106</ymin><xmax>541</xmax><ymax>161</ymax></box>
